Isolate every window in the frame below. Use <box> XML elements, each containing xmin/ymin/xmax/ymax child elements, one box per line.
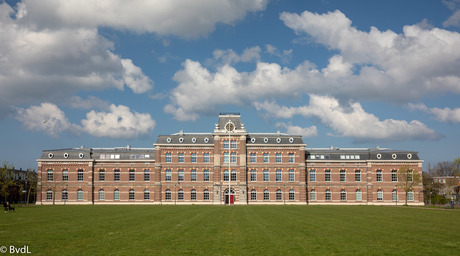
<box><xmin>289</xmin><ymin>153</ymin><xmax>295</xmax><ymax>163</ymax></box>
<box><xmin>129</xmin><ymin>169</ymin><xmax>135</xmax><ymax>181</ymax></box>
<box><xmin>62</xmin><ymin>169</ymin><xmax>68</xmax><ymax>181</ymax></box>
<box><xmin>144</xmin><ymin>170</ymin><xmax>150</xmax><ymax>181</ymax></box>
<box><xmin>408</xmin><ymin>190</ymin><xmax>414</xmax><ymax>201</ymax></box>
<box><xmin>276</xmin><ymin>169</ymin><xmax>282</xmax><ymax>182</ymax></box>
<box><xmin>250</xmin><ymin>170</ymin><xmax>256</xmax><ymax>182</ymax></box>
<box><xmin>340</xmin><ymin>170</ymin><xmax>346</xmax><ymax>182</ymax></box>
<box><xmin>165</xmin><ymin>169</ymin><xmax>171</xmax><ymax>181</ymax></box>
<box><xmin>47</xmin><ymin>169</ymin><xmax>53</xmax><ymax>181</ymax></box>
<box><xmin>325</xmin><ymin>190</ymin><xmax>331</xmax><ymax>201</ymax></box>
<box><xmin>276</xmin><ymin>189</ymin><xmax>282</xmax><ymax>201</ymax></box>
<box><xmin>392</xmin><ymin>170</ymin><xmax>398</xmax><ymax>182</ymax></box>
<box><xmin>178</xmin><ymin>153</ymin><xmax>184</xmax><ymax>163</ymax></box>
<box><xmin>165</xmin><ymin>189</ymin><xmax>171</xmax><ymax>200</ymax></box>
<box><xmin>191</xmin><ymin>169</ymin><xmax>197</xmax><ymax>181</ymax></box>
<box><xmin>231</xmin><ymin>170</ymin><xmax>237</xmax><ymax>181</ymax></box>
<box><xmin>310</xmin><ymin>170</ymin><xmax>316</xmax><ymax>182</ymax></box>
<box><xmin>289</xmin><ymin>189</ymin><xmax>295</xmax><ymax>201</ymax></box>
<box><xmin>263</xmin><ymin>189</ymin><xmax>270</xmax><ymax>201</ymax></box>
<box><xmin>263</xmin><ymin>153</ymin><xmax>269</xmax><ymax>163</ymax></box>
<box><xmin>78</xmin><ymin>169</ymin><xmax>83</xmax><ymax>181</ymax></box>
<box><xmin>376</xmin><ymin>170</ymin><xmax>382</xmax><ymax>182</ymax></box>
<box><xmin>223</xmin><ymin>170</ymin><xmax>229</xmax><ymax>181</ymax></box>
<box><xmin>114</xmin><ymin>189</ymin><xmax>120</xmax><ymax>201</ymax></box>
<box><xmin>99</xmin><ymin>169</ymin><xmax>105</xmax><ymax>181</ymax></box>
<box><xmin>231</xmin><ymin>140</ymin><xmax>237</xmax><ymax>149</ymax></box>
<box><xmin>204</xmin><ymin>189</ymin><xmax>210</xmax><ymax>200</ymax></box>
<box><xmin>392</xmin><ymin>190</ymin><xmax>398</xmax><ymax>202</ymax></box>
<box><xmin>46</xmin><ymin>190</ymin><xmax>52</xmax><ymax>200</ymax></box>
<box><xmin>144</xmin><ymin>189</ymin><xmax>150</xmax><ymax>200</ymax></box>
<box><xmin>166</xmin><ymin>153</ymin><xmax>172</xmax><ymax>163</ymax></box>
<box><xmin>203</xmin><ymin>169</ymin><xmax>210</xmax><ymax>181</ymax></box>
<box><xmin>178</xmin><ymin>170</ymin><xmax>184</xmax><ymax>181</ymax></box>
<box><xmin>276</xmin><ymin>153</ymin><xmax>282</xmax><ymax>163</ymax></box>
<box><xmin>129</xmin><ymin>189</ymin><xmax>135</xmax><ymax>201</ymax></box>
<box><xmin>223</xmin><ymin>153</ymin><xmax>229</xmax><ymax>163</ymax></box>
<box><xmin>223</xmin><ymin>140</ymin><xmax>229</xmax><ymax>149</ymax></box>
<box><xmin>178</xmin><ymin>189</ymin><xmax>184</xmax><ymax>200</ymax></box>
<box><xmin>250</xmin><ymin>153</ymin><xmax>256</xmax><ymax>163</ymax></box>
<box><xmin>355</xmin><ymin>170</ymin><xmax>361</xmax><ymax>182</ymax></box>
<box><xmin>77</xmin><ymin>189</ymin><xmax>83</xmax><ymax>201</ymax></box>
<box><xmin>340</xmin><ymin>190</ymin><xmax>347</xmax><ymax>201</ymax></box>
<box><xmin>377</xmin><ymin>189</ymin><xmax>383</xmax><ymax>201</ymax></box>
<box><xmin>191</xmin><ymin>189</ymin><xmax>197</xmax><ymax>200</ymax></box>
<box><xmin>230</xmin><ymin>152</ymin><xmax>237</xmax><ymax>163</ymax></box>
<box><xmin>114</xmin><ymin>169</ymin><xmax>120</xmax><ymax>181</ymax></box>
<box><xmin>99</xmin><ymin>189</ymin><xmax>105</xmax><ymax>201</ymax></box>
<box><xmin>310</xmin><ymin>190</ymin><xmax>316</xmax><ymax>201</ymax></box>
<box><xmin>289</xmin><ymin>170</ymin><xmax>294</xmax><ymax>182</ymax></box>
<box><xmin>62</xmin><ymin>190</ymin><xmax>68</xmax><ymax>201</ymax></box>
<box><xmin>204</xmin><ymin>153</ymin><xmax>210</xmax><ymax>163</ymax></box>
<box><xmin>407</xmin><ymin>170</ymin><xmax>413</xmax><ymax>182</ymax></box>
<box><xmin>356</xmin><ymin>190</ymin><xmax>362</xmax><ymax>201</ymax></box>
<box><xmin>325</xmin><ymin>170</ymin><xmax>331</xmax><ymax>182</ymax></box>
<box><xmin>251</xmin><ymin>189</ymin><xmax>257</xmax><ymax>201</ymax></box>
<box><xmin>263</xmin><ymin>170</ymin><xmax>269</xmax><ymax>181</ymax></box>
<box><xmin>191</xmin><ymin>153</ymin><xmax>197</xmax><ymax>163</ymax></box>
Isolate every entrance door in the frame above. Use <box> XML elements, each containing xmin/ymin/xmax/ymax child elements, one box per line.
<box><xmin>224</xmin><ymin>188</ymin><xmax>235</xmax><ymax>205</ymax></box>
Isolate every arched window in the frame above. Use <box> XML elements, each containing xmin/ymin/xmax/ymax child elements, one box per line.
<box><xmin>114</xmin><ymin>189</ymin><xmax>120</xmax><ymax>201</ymax></box>
<box><xmin>231</xmin><ymin>170</ymin><xmax>237</xmax><ymax>181</ymax></box>
<box><xmin>276</xmin><ymin>189</ymin><xmax>282</xmax><ymax>201</ymax></box>
<box><xmin>178</xmin><ymin>189</ymin><xmax>184</xmax><ymax>200</ymax></box>
<box><xmin>392</xmin><ymin>189</ymin><xmax>398</xmax><ymax>202</ymax></box>
<box><xmin>310</xmin><ymin>189</ymin><xmax>316</xmax><ymax>201</ymax></box>
<box><xmin>377</xmin><ymin>189</ymin><xmax>383</xmax><ymax>201</ymax></box>
<box><xmin>144</xmin><ymin>189</ymin><xmax>150</xmax><ymax>200</ymax></box>
<box><xmin>325</xmin><ymin>189</ymin><xmax>331</xmax><ymax>201</ymax></box>
<box><xmin>99</xmin><ymin>189</ymin><xmax>105</xmax><ymax>201</ymax></box>
<box><xmin>223</xmin><ymin>170</ymin><xmax>229</xmax><ymax>181</ymax></box>
<box><xmin>129</xmin><ymin>189</ymin><xmax>135</xmax><ymax>201</ymax></box>
<box><xmin>408</xmin><ymin>190</ymin><xmax>414</xmax><ymax>201</ymax></box>
<box><xmin>62</xmin><ymin>189</ymin><xmax>68</xmax><ymax>201</ymax></box>
<box><xmin>77</xmin><ymin>189</ymin><xmax>83</xmax><ymax>201</ymax></box>
<box><xmin>203</xmin><ymin>189</ymin><xmax>210</xmax><ymax>201</ymax></box>
<box><xmin>165</xmin><ymin>189</ymin><xmax>171</xmax><ymax>200</ymax></box>
<box><xmin>191</xmin><ymin>189</ymin><xmax>197</xmax><ymax>200</ymax></box>
<box><xmin>340</xmin><ymin>189</ymin><xmax>347</xmax><ymax>201</ymax></box>
<box><xmin>250</xmin><ymin>189</ymin><xmax>257</xmax><ymax>201</ymax></box>
<box><xmin>263</xmin><ymin>189</ymin><xmax>270</xmax><ymax>201</ymax></box>
<box><xmin>289</xmin><ymin>189</ymin><xmax>295</xmax><ymax>201</ymax></box>
<box><xmin>46</xmin><ymin>189</ymin><xmax>53</xmax><ymax>200</ymax></box>
<box><xmin>355</xmin><ymin>189</ymin><xmax>362</xmax><ymax>201</ymax></box>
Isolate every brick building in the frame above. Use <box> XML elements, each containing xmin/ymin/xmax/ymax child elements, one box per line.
<box><xmin>37</xmin><ymin>113</ymin><xmax>424</xmax><ymax>205</ymax></box>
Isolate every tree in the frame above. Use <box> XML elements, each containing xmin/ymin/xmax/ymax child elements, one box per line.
<box><xmin>397</xmin><ymin>165</ymin><xmax>421</xmax><ymax>205</ymax></box>
<box><xmin>0</xmin><ymin>161</ymin><xmax>15</xmax><ymax>202</ymax></box>
<box><xmin>25</xmin><ymin>169</ymin><xmax>37</xmax><ymax>206</ymax></box>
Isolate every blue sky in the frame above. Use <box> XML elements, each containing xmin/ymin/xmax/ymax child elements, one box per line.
<box><xmin>1</xmin><ymin>0</ymin><xmax>460</xmax><ymax>171</ymax></box>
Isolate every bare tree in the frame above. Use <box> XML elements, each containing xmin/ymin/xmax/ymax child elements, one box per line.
<box><xmin>398</xmin><ymin>165</ymin><xmax>421</xmax><ymax>205</ymax></box>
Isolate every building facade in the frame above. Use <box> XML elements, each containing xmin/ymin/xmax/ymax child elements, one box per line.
<box><xmin>37</xmin><ymin>113</ymin><xmax>424</xmax><ymax>205</ymax></box>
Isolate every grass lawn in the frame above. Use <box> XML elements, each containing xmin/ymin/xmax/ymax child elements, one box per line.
<box><xmin>1</xmin><ymin>205</ymin><xmax>459</xmax><ymax>255</ymax></box>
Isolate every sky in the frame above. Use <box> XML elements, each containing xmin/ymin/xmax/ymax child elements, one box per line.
<box><xmin>1</xmin><ymin>0</ymin><xmax>460</xmax><ymax>171</ymax></box>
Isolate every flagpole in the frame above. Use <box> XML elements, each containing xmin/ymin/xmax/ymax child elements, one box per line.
<box><xmin>228</xmin><ymin>128</ymin><xmax>231</xmax><ymax>206</ymax></box>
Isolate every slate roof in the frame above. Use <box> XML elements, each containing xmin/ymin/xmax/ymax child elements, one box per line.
<box><xmin>39</xmin><ymin>146</ymin><xmax>156</xmax><ymax>161</ymax></box>
<box><xmin>306</xmin><ymin>147</ymin><xmax>420</xmax><ymax>161</ymax></box>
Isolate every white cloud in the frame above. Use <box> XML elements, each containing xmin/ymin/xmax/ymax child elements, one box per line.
<box><xmin>15</xmin><ymin>103</ymin><xmax>74</xmax><ymax>137</ymax></box>
<box><xmin>68</xmin><ymin>96</ymin><xmax>111</xmax><ymax>110</ymax></box>
<box><xmin>409</xmin><ymin>103</ymin><xmax>460</xmax><ymax>123</ymax></box>
<box><xmin>443</xmin><ymin>0</ymin><xmax>460</xmax><ymax>27</ymax></box>
<box><xmin>276</xmin><ymin>122</ymin><xmax>318</xmax><ymax>138</ymax></box>
<box><xmin>265</xmin><ymin>44</ymin><xmax>293</xmax><ymax>63</ymax></box>
<box><xmin>256</xmin><ymin>95</ymin><xmax>441</xmax><ymax>141</ymax></box>
<box><xmin>18</xmin><ymin>0</ymin><xmax>268</xmax><ymax>38</ymax></box>
<box><xmin>121</xmin><ymin>59</ymin><xmax>153</xmax><ymax>94</ymax></box>
<box><xmin>212</xmin><ymin>46</ymin><xmax>261</xmax><ymax>65</ymax></box>
<box><xmin>81</xmin><ymin>105</ymin><xmax>156</xmax><ymax>139</ymax></box>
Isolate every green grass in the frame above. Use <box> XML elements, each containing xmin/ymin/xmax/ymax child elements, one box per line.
<box><xmin>1</xmin><ymin>205</ymin><xmax>459</xmax><ymax>255</ymax></box>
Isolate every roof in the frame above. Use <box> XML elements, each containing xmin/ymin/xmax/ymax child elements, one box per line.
<box><xmin>306</xmin><ymin>147</ymin><xmax>420</xmax><ymax>161</ymax></box>
<box><xmin>39</xmin><ymin>146</ymin><xmax>156</xmax><ymax>161</ymax></box>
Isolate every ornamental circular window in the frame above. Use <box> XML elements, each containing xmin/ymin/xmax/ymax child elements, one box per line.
<box><xmin>392</xmin><ymin>154</ymin><xmax>397</xmax><ymax>159</ymax></box>
<box><xmin>191</xmin><ymin>137</ymin><xmax>197</xmax><ymax>143</ymax></box>
<box><xmin>63</xmin><ymin>153</ymin><xmax>69</xmax><ymax>159</ymax></box>
<box><xmin>407</xmin><ymin>153</ymin><xmax>412</xmax><ymax>159</ymax></box>
<box><xmin>48</xmin><ymin>153</ymin><xmax>54</xmax><ymax>159</ymax></box>
<box><xmin>276</xmin><ymin>138</ymin><xmax>281</xmax><ymax>143</ymax></box>
<box><xmin>376</xmin><ymin>153</ymin><xmax>382</xmax><ymax>159</ymax></box>
<box><xmin>79</xmin><ymin>153</ymin><xmax>84</xmax><ymax>158</ymax></box>
<box><xmin>289</xmin><ymin>138</ymin><xmax>294</xmax><ymax>143</ymax></box>
<box><xmin>225</xmin><ymin>121</ymin><xmax>235</xmax><ymax>132</ymax></box>
<box><xmin>166</xmin><ymin>137</ymin><xmax>171</xmax><ymax>143</ymax></box>
<box><xmin>204</xmin><ymin>137</ymin><xmax>209</xmax><ymax>143</ymax></box>
<box><xmin>251</xmin><ymin>138</ymin><xmax>256</xmax><ymax>143</ymax></box>
<box><xmin>179</xmin><ymin>137</ymin><xmax>184</xmax><ymax>143</ymax></box>
<box><xmin>264</xmin><ymin>138</ymin><xmax>268</xmax><ymax>143</ymax></box>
